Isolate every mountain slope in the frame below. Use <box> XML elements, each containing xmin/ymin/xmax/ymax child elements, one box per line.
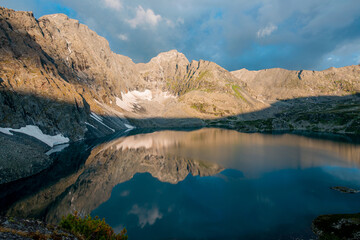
<box><xmin>0</xmin><ymin>6</ymin><xmax>359</xmax><ymax>146</ymax></box>
<box><xmin>0</xmin><ymin>7</ymin><xmax>134</xmax><ymax>141</ymax></box>
<box><xmin>232</xmin><ymin>66</ymin><xmax>360</xmax><ymax>102</ymax></box>
<box><xmin>0</xmin><ymin>7</ymin><xmax>263</xmax><ymax>143</ymax></box>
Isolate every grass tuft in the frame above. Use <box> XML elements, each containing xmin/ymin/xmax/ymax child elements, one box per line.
<box><xmin>60</xmin><ymin>212</ymin><xmax>128</xmax><ymax>240</ymax></box>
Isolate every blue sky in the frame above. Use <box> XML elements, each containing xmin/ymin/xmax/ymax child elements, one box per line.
<box><xmin>2</xmin><ymin>0</ymin><xmax>360</xmax><ymax>71</ymax></box>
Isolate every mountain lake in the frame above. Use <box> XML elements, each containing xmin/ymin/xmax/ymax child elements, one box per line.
<box><xmin>1</xmin><ymin>128</ymin><xmax>360</xmax><ymax>239</ymax></box>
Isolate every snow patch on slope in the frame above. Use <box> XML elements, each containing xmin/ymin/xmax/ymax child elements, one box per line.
<box><xmin>85</xmin><ymin>122</ymin><xmax>97</xmax><ymax>129</ymax></box>
<box><xmin>116</xmin><ymin>89</ymin><xmax>176</xmax><ymax>112</ymax></box>
<box><xmin>46</xmin><ymin>143</ymin><xmax>69</xmax><ymax>155</ymax></box>
<box><xmin>90</xmin><ymin>112</ymin><xmax>115</xmax><ymax>132</ymax></box>
<box><xmin>0</xmin><ymin>125</ymin><xmax>69</xmax><ymax>147</ymax></box>
<box><xmin>116</xmin><ymin>89</ymin><xmax>153</xmax><ymax>112</ymax></box>
<box><xmin>153</xmin><ymin>91</ymin><xmax>176</xmax><ymax>103</ymax></box>
<box><xmin>124</xmin><ymin>123</ymin><xmax>136</xmax><ymax>132</ymax></box>
<box><xmin>125</xmin><ymin>124</ymin><xmax>135</xmax><ymax>129</ymax></box>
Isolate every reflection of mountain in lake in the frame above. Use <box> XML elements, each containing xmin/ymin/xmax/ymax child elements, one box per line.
<box><xmin>5</xmin><ymin>131</ymin><xmax>223</xmax><ymax>223</ymax></box>
<box><xmin>111</xmin><ymin>129</ymin><xmax>360</xmax><ymax>176</ymax></box>
<box><xmin>3</xmin><ymin>128</ymin><xmax>360</xmax><ymax>224</ymax></box>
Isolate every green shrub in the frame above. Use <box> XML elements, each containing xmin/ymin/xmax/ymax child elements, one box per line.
<box><xmin>231</xmin><ymin>85</ymin><xmax>248</xmax><ymax>103</ymax></box>
<box><xmin>60</xmin><ymin>212</ymin><xmax>128</xmax><ymax>240</ymax></box>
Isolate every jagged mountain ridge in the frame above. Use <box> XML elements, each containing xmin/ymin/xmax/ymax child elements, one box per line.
<box><xmin>232</xmin><ymin>66</ymin><xmax>360</xmax><ymax>102</ymax></box>
<box><xmin>0</xmin><ymin>7</ymin><xmax>262</xmax><ymax>142</ymax></box>
<box><xmin>0</xmin><ymin>6</ymin><xmax>359</xmax><ymax>144</ymax></box>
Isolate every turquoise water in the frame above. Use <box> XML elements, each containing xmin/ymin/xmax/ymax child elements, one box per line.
<box><xmin>93</xmin><ymin>168</ymin><xmax>360</xmax><ymax>239</ymax></box>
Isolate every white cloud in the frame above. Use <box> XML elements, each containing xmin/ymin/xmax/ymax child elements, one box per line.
<box><xmin>117</xmin><ymin>33</ymin><xmax>128</xmax><ymax>41</ymax></box>
<box><xmin>128</xmin><ymin>205</ymin><xmax>163</xmax><ymax>228</ymax></box>
<box><xmin>103</xmin><ymin>0</ymin><xmax>122</xmax><ymax>11</ymax></box>
<box><xmin>127</xmin><ymin>6</ymin><xmax>162</xmax><ymax>28</ymax></box>
<box><xmin>257</xmin><ymin>23</ymin><xmax>278</xmax><ymax>38</ymax></box>
<box><xmin>356</xmin><ymin>55</ymin><xmax>360</xmax><ymax>64</ymax></box>
<box><xmin>45</xmin><ymin>0</ymin><xmax>360</xmax><ymax>70</ymax></box>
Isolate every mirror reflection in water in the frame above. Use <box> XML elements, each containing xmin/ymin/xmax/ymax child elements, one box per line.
<box><xmin>1</xmin><ymin>128</ymin><xmax>360</xmax><ymax>239</ymax></box>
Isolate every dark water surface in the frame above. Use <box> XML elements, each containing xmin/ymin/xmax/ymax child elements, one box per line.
<box><xmin>1</xmin><ymin>128</ymin><xmax>360</xmax><ymax>239</ymax></box>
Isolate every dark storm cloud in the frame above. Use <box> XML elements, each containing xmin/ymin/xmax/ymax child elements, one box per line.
<box><xmin>2</xmin><ymin>0</ymin><xmax>360</xmax><ymax>70</ymax></box>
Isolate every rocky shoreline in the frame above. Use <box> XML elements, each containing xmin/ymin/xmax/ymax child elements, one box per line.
<box><xmin>0</xmin><ymin>216</ymin><xmax>78</xmax><ymax>239</ymax></box>
<box><xmin>312</xmin><ymin>213</ymin><xmax>360</xmax><ymax>240</ymax></box>
<box><xmin>0</xmin><ymin>133</ymin><xmax>51</xmax><ymax>184</ymax></box>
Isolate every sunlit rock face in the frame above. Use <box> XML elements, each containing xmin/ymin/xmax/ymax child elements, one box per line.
<box><xmin>1</xmin><ymin>6</ymin><xmax>360</xmax><ymax>142</ymax></box>
<box><xmin>232</xmin><ymin>67</ymin><xmax>360</xmax><ymax>102</ymax></box>
<box><xmin>0</xmin><ymin>6</ymin><xmax>359</xmax><ymax>187</ymax></box>
<box><xmin>0</xmin><ymin>7</ymin><xmax>141</xmax><ymax>140</ymax></box>
<box><xmin>0</xmin><ymin>7</ymin><xmax>264</xmax><ymax>142</ymax></box>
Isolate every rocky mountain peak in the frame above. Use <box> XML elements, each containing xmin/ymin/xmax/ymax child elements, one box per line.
<box><xmin>149</xmin><ymin>49</ymin><xmax>189</xmax><ymax>66</ymax></box>
<box><xmin>39</xmin><ymin>13</ymin><xmax>71</xmax><ymax>22</ymax></box>
<box><xmin>1</xmin><ymin>6</ymin><xmax>359</xmax><ymax>146</ymax></box>
<box><xmin>0</xmin><ymin>6</ymin><xmax>34</xmax><ymax>19</ymax></box>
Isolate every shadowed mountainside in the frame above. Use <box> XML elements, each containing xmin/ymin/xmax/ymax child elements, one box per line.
<box><xmin>0</xmin><ymin>6</ymin><xmax>359</xmax><ymax>185</ymax></box>
<box><xmin>0</xmin><ymin>7</ymin><xmax>263</xmax><ymax>143</ymax></box>
<box><xmin>206</xmin><ymin>93</ymin><xmax>360</xmax><ymax>135</ymax></box>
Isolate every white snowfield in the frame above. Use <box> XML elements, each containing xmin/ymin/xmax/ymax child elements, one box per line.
<box><xmin>0</xmin><ymin>125</ymin><xmax>69</xmax><ymax>147</ymax></box>
<box><xmin>116</xmin><ymin>89</ymin><xmax>175</xmax><ymax>112</ymax></box>
<box><xmin>116</xmin><ymin>89</ymin><xmax>153</xmax><ymax>112</ymax></box>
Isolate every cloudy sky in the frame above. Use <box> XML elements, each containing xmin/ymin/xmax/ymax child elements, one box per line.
<box><xmin>2</xmin><ymin>0</ymin><xmax>360</xmax><ymax>71</ymax></box>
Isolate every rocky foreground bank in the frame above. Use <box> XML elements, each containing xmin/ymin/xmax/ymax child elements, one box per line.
<box><xmin>0</xmin><ymin>216</ymin><xmax>78</xmax><ymax>239</ymax></box>
<box><xmin>312</xmin><ymin>213</ymin><xmax>360</xmax><ymax>240</ymax></box>
<box><xmin>0</xmin><ymin>213</ymin><xmax>127</xmax><ymax>240</ymax></box>
<box><xmin>0</xmin><ymin>133</ymin><xmax>51</xmax><ymax>184</ymax></box>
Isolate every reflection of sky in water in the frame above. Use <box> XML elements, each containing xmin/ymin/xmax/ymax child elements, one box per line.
<box><xmin>3</xmin><ymin>128</ymin><xmax>360</xmax><ymax>238</ymax></box>
<box><xmin>90</xmin><ymin>129</ymin><xmax>360</xmax><ymax>239</ymax></box>
<box><xmin>93</xmin><ymin>166</ymin><xmax>360</xmax><ymax>239</ymax></box>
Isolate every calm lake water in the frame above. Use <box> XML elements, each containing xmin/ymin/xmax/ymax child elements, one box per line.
<box><xmin>1</xmin><ymin>128</ymin><xmax>360</xmax><ymax>239</ymax></box>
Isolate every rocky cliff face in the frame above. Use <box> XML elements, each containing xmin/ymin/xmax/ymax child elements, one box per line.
<box><xmin>0</xmin><ymin>7</ymin><xmax>136</xmax><ymax>141</ymax></box>
<box><xmin>225</xmin><ymin>66</ymin><xmax>360</xmax><ymax>134</ymax></box>
<box><xmin>0</xmin><ymin>7</ymin><xmax>359</xmax><ymax>144</ymax></box>
<box><xmin>0</xmin><ymin>7</ymin><xmax>262</xmax><ymax>142</ymax></box>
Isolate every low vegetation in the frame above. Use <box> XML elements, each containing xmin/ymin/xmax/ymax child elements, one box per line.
<box><xmin>231</xmin><ymin>84</ymin><xmax>248</xmax><ymax>103</ymax></box>
<box><xmin>60</xmin><ymin>212</ymin><xmax>128</xmax><ymax>240</ymax></box>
